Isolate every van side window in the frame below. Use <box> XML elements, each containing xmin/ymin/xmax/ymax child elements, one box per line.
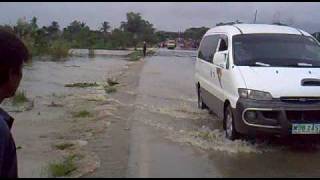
<box><xmin>198</xmin><ymin>35</ymin><xmax>219</xmax><ymax>63</ymax></box>
<box><xmin>218</xmin><ymin>35</ymin><xmax>228</xmax><ymax>51</ymax></box>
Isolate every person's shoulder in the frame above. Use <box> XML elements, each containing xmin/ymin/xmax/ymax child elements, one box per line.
<box><xmin>0</xmin><ymin>116</ymin><xmax>10</xmax><ymax>139</ymax></box>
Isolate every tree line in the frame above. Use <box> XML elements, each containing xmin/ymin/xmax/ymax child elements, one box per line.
<box><xmin>0</xmin><ymin>12</ymin><xmax>209</xmax><ymax>58</ymax></box>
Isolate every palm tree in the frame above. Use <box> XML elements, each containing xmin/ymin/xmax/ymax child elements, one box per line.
<box><xmin>100</xmin><ymin>21</ymin><xmax>110</xmax><ymax>43</ymax></box>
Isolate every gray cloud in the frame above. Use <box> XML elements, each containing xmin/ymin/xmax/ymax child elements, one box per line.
<box><xmin>0</xmin><ymin>2</ymin><xmax>320</xmax><ymax>33</ymax></box>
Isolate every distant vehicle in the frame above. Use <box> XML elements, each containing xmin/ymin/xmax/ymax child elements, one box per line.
<box><xmin>195</xmin><ymin>24</ymin><xmax>320</xmax><ymax>140</ymax></box>
<box><xmin>167</xmin><ymin>40</ymin><xmax>176</xmax><ymax>49</ymax></box>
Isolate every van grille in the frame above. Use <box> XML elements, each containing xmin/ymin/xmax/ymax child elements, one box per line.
<box><xmin>280</xmin><ymin>97</ymin><xmax>320</xmax><ymax>103</ymax></box>
<box><xmin>286</xmin><ymin>110</ymin><xmax>320</xmax><ymax>122</ymax></box>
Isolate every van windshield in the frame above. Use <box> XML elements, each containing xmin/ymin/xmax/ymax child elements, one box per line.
<box><xmin>232</xmin><ymin>34</ymin><xmax>320</xmax><ymax>67</ymax></box>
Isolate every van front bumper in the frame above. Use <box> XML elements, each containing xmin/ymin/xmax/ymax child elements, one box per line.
<box><xmin>233</xmin><ymin>98</ymin><xmax>320</xmax><ymax>137</ymax></box>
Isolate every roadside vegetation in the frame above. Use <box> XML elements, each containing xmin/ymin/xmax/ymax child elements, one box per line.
<box><xmin>104</xmin><ymin>85</ymin><xmax>117</xmax><ymax>94</ymax></box>
<box><xmin>72</xmin><ymin>110</ymin><xmax>93</xmax><ymax>118</ymax></box>
<box><xmin>55</xmin><ymin>142</ymin><xmax>74</xmax><ymax>150</ymax></box>
<box><xmin>0</xmin><ymin>12</ymin><xmax>210</xmax><ymax>60</ymax></box>
<box><xmin>11</xmin><ymin>90</ymin><xmax>29</xmax><ymax>106</ymax></box>
<box><xmin>65</xmin><ymin>82</ymin><xmax>99</xmax><ymax>88</ymax></box>
<box><xmin>107</xmin><ymin>78</ymin><xmax>119</xmax><ymax>86</ymax></box>
<box><xmin>128</xmin><ymin>50</ymin><xmax>143</xmax><ymax>61</ymax></box>
<box><xmin>48</xmin><ymin>154</ymin><xmax>78</xmax><ymax>177</ymax></box>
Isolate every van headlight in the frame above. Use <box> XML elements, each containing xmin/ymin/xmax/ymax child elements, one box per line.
<box><xmin>238</xmin><ymin>88</ymin><xmax>273</xmax><ymax>100</ymax></box>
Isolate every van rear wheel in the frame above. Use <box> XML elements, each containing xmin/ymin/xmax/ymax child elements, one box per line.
<box><xmin>197</xmin><ymin>86</ymin><xmax>207</xmax><ymax>109</ymax></box>
<box><xmin>224</xmin><ymin>105</ymin><xmax>239</xmax><ymax>140</ymax></box>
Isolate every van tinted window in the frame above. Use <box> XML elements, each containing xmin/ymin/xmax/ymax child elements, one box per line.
<box><xmin>198</xmin><ymin>35</ymin><xmax>219</xmax><ymax>62</ymax></box>
<box><xmin>233</xmin><ymin>34</ymin><xmax>320</xmax><ymax>67</ymax></box>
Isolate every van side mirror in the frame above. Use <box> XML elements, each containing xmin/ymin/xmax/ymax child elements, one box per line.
<box><xmin>213</xmin><ymin>50</ymin><xmax>228</xmax><ymax>69</ymax></box>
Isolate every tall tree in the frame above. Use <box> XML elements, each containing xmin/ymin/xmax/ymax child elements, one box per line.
<box><xmin>100</xmin><ymin>21</ymin><xmax>110</xmax><ymax>43</ymax></box>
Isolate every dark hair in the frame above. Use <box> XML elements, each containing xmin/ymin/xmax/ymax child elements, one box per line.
<box><xmin>0</xmin><ymin>29</ymin><xmax>29</xmax><ymax>85</ymax></box>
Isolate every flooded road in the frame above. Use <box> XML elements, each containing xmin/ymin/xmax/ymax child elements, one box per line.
<box><xmin>6</xmin><ymin>48</ymin><xmax>320</xmax><ymax>177</ymax></box>
<box><xmin>124</xmin><ymin>48</ymin><xmax>320</xmax><ymax>178</ymax></box>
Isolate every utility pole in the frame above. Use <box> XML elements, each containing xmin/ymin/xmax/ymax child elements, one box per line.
<box><xmin>254</xmin><ymin>10</ymin><xmax>258</xmax><ymax>24</ymax></box>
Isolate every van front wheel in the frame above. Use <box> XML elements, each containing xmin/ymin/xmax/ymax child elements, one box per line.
<box><xmin>224</xmin><ymin>105</ymin><xmax>238</xmax><ymax>140</ymax></box>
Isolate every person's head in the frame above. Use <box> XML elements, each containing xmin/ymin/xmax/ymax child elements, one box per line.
<box><xmin>0</xmin><ymin>30</ymin><xmax>29</xmax><ymax>100</ymax></box>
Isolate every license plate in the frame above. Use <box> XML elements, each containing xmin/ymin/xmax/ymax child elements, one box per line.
<box><xmin>292</xmin><ymin>123</ymin><xmax>320</xmax><ymax>134</ymax></box>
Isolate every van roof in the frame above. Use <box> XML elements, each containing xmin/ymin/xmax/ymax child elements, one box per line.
<box><xmin>204</xmin><ymin>23</ymin><xmax>311</xmax><ymax>37</ymax></box>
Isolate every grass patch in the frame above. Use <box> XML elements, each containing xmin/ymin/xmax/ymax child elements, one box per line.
<box><xmin>12</xmin><ymin>90</ymin><xmax>29</xmax><ymax>105</ymax></box>
<box><xmin>65</xmin><ymin>82</ymin><xmax>99</xmax><ymax>88</ymax></box>
<box><xmin>146</xmin><ymin>49</ymin><xmax>156</xmax><ymax>56</ymax></box>
<box><xmin>55</xmin><ymin>142</ymin><xmax>74</xmax><ymax>150</ymax></box>
<box><xmin>104</xmin><ymin>85</ymin><xmax>117</xmax><ymax>94</ymax></box>
<box><xmin>107</xmin><ymin>78</ymin><xmax>119</xmax><ymax>86</ymax></box>
<box><xmin>48</xmin><ymin>155</ymin><xmax>77</xmax><ymax>177</ymax></box>
<box><xmin>128</xmin><ymin>50</ymin><xmax>143</xmax><ymax>61</ymax></box>
<box><xmin>73</xmin><ymin>110</ymin><xmax>93</xmax><ymax>118</ymax></box>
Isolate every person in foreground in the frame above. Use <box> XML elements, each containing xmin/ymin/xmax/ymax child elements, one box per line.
<box><xmin>0</xmin><ymin>29</ymin><xmax>29</xmax><ymax>178</ymax></box>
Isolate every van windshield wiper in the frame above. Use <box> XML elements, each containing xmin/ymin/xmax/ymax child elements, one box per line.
<box><xmin>245</xmin><ymin>61</ymin><xmax>271</xmax><ymax>67</ymax></box>
<box><xmin>254</xmin><ymin>62</ymin><xmax>270</xmax><ymax>67</ymax></box>
<box><xmin>297</xmin><ymin>62</ymin><xmax>313</xmax><ymax>67</ymax></box>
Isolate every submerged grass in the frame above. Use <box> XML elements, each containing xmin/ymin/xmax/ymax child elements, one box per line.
<box><xmin>128</xmin><ymin>50</ymin><xmax>143</xmax><ymax>61</ymax></box>
<box><xmin>73</xmin><ymin>110</ymin><xmax>93</xmax><ymax>118</ymax></box>
<box><xmin>65</xmin><ymin>82</ymin><xmax>99</xmax><ymax>88</ymax></box>
<box><xmin>55</xmin><ymin>142</ymin><xmax>74</xmax><ymax>150</ymax></box>
<box><xmin>104</xmin><ymin>85</ymin><xmax>117</xmax><ymax>94</ymax></box>
<box><xmin>107</xmin><ymin>78</ymin><xmax>119</xmax><ymax>86</ymax></box>
<box><xmin>12</xmin><ymin>91</ymin><xmax>29</xmax><ymax>105</ymax></box>
<box><xmin>48</xmin><ymin>155</ymin><xmax>77</xmax><ymax>177</ymax></box>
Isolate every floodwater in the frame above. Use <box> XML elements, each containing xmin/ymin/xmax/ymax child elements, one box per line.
<box><xmin>126</xmin><ymin>48</ymin><xmax>320</xmax><ymax>178</ymax></box>
<box><xmin>5</xmin><ymin>54</ymin><xmax>129</xmax><ymax>177</ymax></box>
<box><xmin>5</xmin><ymin>48</ymin><xmax>320</xmax><ymax>177</ymax></box>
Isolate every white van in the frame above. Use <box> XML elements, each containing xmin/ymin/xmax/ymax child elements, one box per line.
<box><xmin>195</xmin><ymin>24</ymin><xmax>320</xmax><ymax>140</ymax></box>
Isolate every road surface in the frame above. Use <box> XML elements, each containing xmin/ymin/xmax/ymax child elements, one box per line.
<box><xmin>87</xmin><ymin>48</ymin><xmax>320</xmax><ymax>178</ymax></box>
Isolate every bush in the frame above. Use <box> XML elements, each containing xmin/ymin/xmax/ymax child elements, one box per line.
<box><xmin>128</xmin><ymin>50</ymin><xmax>143</xmax><ymax>61</ymax></box>
<box><xmin>49</xmin><ymin>40</ymin><xmax>70</xmax><ymax>59</ymax></box>
<box><xmin>48</xmin><ymin>155</ymin><xmax>77</xmax><ymax>177</ymax></box>
<box><xmin>12</xmin><ymin>91</ymin><xmax>29</xmax><ymax>106</ymax></box>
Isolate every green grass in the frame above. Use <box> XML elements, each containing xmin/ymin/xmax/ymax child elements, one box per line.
<box><xmin>55</xmin><ymin>143</ymin><xmax>74</xmax><ymax>150</ymax></box>
<box><xmin>128</xmin><ymin>50</ymin><xmax>143</xmax><ymax>61</ymax></box>
<box><xmin>107</xmin><ymin>78</ymin><xmax>119</xmax><ymax>86</ymax></box>
<box><xmin>49</xmin><ymin>40</ymin><xmax>70</xmax><ymax>59</ymax></box>
<box><xmin>12</xmin><ymin>91</ymin><xmax>29</xmax><ymax>105</ymax></box>
<box><xmin>65</xmin><ymin>82</ymin><xmax>99</xmax><ymax>88</ymax></box>
<box><xmin>48</xmin><ymin>155</ymin><xmax>77</xmax><ymax>177</ymax></box>
<box><xmin>73</xmin><ymin>110</ymin><xmax>93</xmax><ymax>118</ymax></box>
<box><xmin>146</xmin><ymin>49</ymin><xmax>156</xmax><ymax>56</ymax></box>
<box><xmin>104</xmin><ymin>85</ymin><xmax>117</xmax><ymax>94</ymax></box>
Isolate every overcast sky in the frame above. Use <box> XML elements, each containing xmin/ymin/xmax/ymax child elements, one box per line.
<box><xmin>0</xmin><ymin>2</ymin><xmax>320</xmax><ymax>33</ymax></box>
